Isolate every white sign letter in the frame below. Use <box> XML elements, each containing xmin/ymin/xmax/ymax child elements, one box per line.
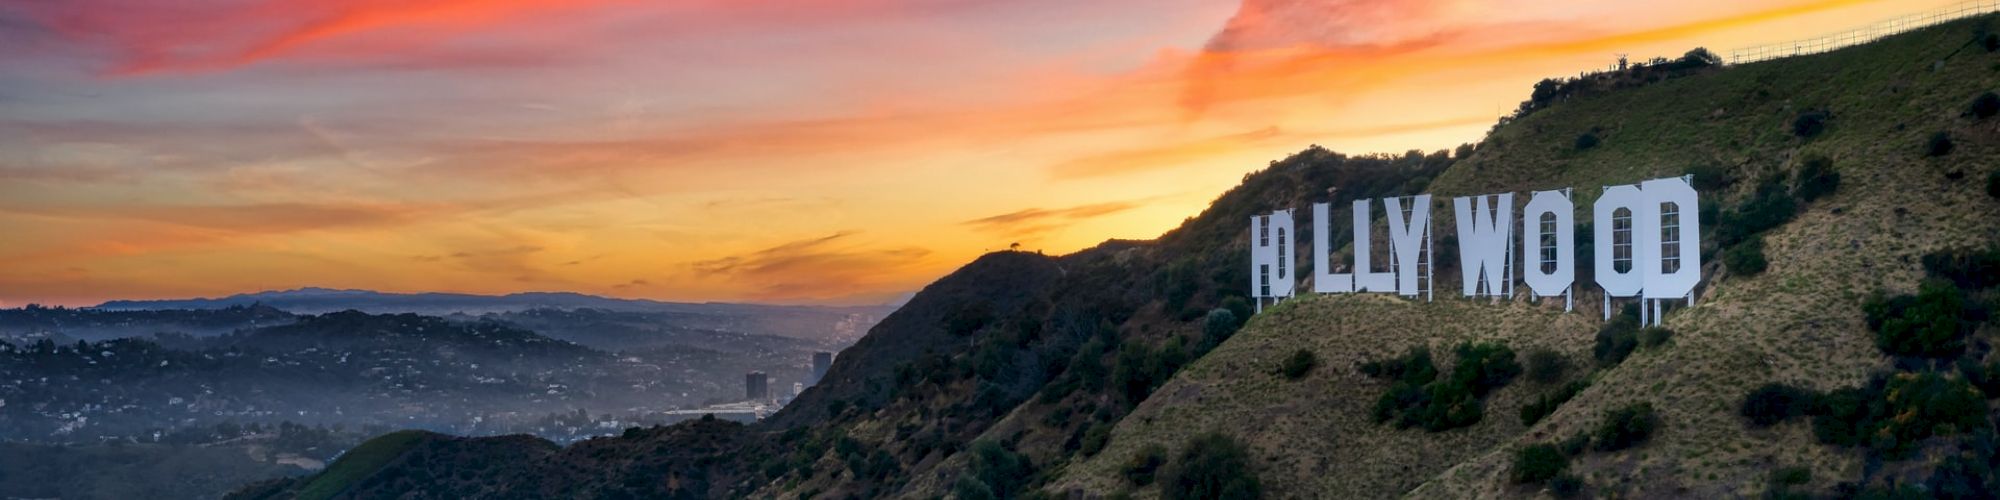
<box><xmin>1250</xmin><ymin>210</ymin><xmax>1296</xmax><ymax>301</ymax></box>
<box><xmin>1385</xmin><ymin>195</ymin><xmax>1431</xmax><ymax>297</ymax></box>
<box><xmin>1352</xmin><ymin>199</ymin><xmax>1396</xmax><ymax>293</ymax></box>
<box><xmin>1312</xmin><ymin>203</ymin><xmax>1353</xmax><ymax>293</ymax></box>
<box><xmin>1454</xmin><ymin>193</ymin><xmax>1514</xmax><ymax>297</ymax></box>
<box><xmin>1521</xmin><ymin>190</ymin><xmax>1575</xmax><ymax>298</ymax></box>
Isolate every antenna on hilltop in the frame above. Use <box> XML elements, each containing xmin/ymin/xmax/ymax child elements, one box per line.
<box><xmin>1615</xmin><ymin>53</ymin><xmax>1630</xmax><ymax>71</ymax></box>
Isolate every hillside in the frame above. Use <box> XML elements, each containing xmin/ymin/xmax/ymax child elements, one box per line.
<box><xmin>1054</xmin><ymin>14</ymin><xmax>2000</xmax><ymax>498</ymax></box>
<box><xmin>227</xmin><ymin>13</ymin><xmax>2000</xmax><ymax>500</ymax></box>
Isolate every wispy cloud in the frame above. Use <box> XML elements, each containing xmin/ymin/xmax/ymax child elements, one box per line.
<box><xmin>690</xmin><ymin>231</ymin><xmax>931</xmax><ymax>303</ymax></box>
<box><xmin>962</xmin><ymin>200</ymin><xmax>1147</xmax><ymax>240</ymax></box>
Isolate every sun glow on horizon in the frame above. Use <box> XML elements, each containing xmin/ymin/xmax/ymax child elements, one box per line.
<box><xmin>0</xmin><ymin>0</ymin><xmax>1966</xmax><ymax>307</ymax></box>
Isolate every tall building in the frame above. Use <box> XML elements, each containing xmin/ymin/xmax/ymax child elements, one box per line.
<box><xmin>745</xmin><ymin>371</ymin><xmax>768</xmax><ymax>401</ymax></box>
<box><xmin>811</xmin><ymin>351</ymin><xmax>834</xmax><ymax>385</ymax></box>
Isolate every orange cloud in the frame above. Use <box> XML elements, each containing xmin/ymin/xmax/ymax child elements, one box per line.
<box><xmin>962</xmin><ymin>201</ymin><xmax>1147</xmax><ymax>239</ymax></box>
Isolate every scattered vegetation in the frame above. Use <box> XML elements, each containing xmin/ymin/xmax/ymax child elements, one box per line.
<box><xmin>954</xmin><ymin>440</ymin><xmax>1036</xmax><ymax>500</ymax></box>
<box><xmin>1794</xmin><ymin>155</ymin><xmax>1840</xmax><ymax>202</ymax></box>
<box><xmin>1521</xmin><ymin>380</ymin><xmax>1591</xmax><ymax>426</ymax></box>
<box><xmin>1574</xmin><ymin>131</ymin><xmax>1601</xmax><ymax>151</ymax></box>
<box><xmin>1592</xmin><ymin>307</ymin><xmax>1642</xmax><ymax>367</ymax></box>
<box><xmin>1792</xmin><ymin>110</ymin><xmax>1830</xmax><ymax>139</ymax></box>
<box><xmin>1740</xmin><ymin>383</ymin><xmax>1815</xmax><ymax>427</ymax></box>
<box><xmin>1592</xmin><ymin>403</ymin><xmax>1659</xmax><ymax>452</ymax></box>
<box><xmin>1928</xmin><ymin>131</ymin><xmax>1956</xmax><ymax>157</ymax></box>
<box><xmin>1813</xmin><ymin>371</ymin><xmax>1986</xmax><ymax>458</ymax></box>
<box><xmin>1365</xmin><ymin>343</ymin><xmax>1520</xmax><ymax>432</ymax></box>
<box><xmin>1158</xmin><ymin>433</ymin><xmax>1262</xmax><ymax>500</ymax></box>
<box><xmin>1510</xmin><ymin>443</ymin><xmax>1568</xmax><ymax>484</ymax></box>
<box><xmin>1865</xmin><ymin>281</ymin><xmax>1976</xmax><ymax>358</ymax></box>
<box><xmin>1639</xmin><ymin>327</ymin><xmax>1675</xmax><ymax>349</ymax></box>
<box><xmin>1280</xmin><ymin>349</ymin><xmax>1317</xmax><ymax>380</ymax></box>
<box><xmin>1724</xmin><ymin>235</ymin><xmax>1770</xmax><ymax>276</ymax></box>
<box><xmin>1121</xmin><ymin>444</ymin><xmax>1168</xmax><ymax>486</ymax></box>
<box><xmin>1525</xmin><ymin>348</ymin><xmax>1569</xmax><ymax>384</ymax></box>
<box><xmin>1970</xmin><ymin>91</ymin><xmax>1999</xmax><ymax>119</ymax></box>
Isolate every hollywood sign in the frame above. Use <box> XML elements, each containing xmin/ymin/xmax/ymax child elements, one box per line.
<box><xmin>1250</xmin><ymin>176</ymin><xmax>1701</xmax><ymax>326</ymax></box>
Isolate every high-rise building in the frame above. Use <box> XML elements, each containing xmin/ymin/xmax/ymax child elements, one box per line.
<box><xmin>811</xmin><ymin>351</ymin><xmax>834</xmax><ymax>385</ymax></box>
<box><xmin>745</xmin><ymin>371</ymin><xmax>768</xmax><ymax>401</ymax></box>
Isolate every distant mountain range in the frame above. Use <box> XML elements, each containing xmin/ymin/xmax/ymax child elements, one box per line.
<box><xmin>91</xmin><ymin>287</ymin><xmax>894</xmax><ymax>316</ymax></box>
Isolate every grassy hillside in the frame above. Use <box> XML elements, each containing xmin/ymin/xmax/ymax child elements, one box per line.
<box><xmin>1054</xmin><ymin>13</ymin><xmax>2000</xmax><ymax>498</ymax></box>
<box><xmin>229</xmin><ymin>13</ymin><xmax>2000</xmax><ymax>500</ymax></box>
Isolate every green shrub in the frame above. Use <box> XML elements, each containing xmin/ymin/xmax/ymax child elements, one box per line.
<box><xmin>1159</xmin><ymin>433</ymin><xmax>1262</xmax><ymax>500</ymax></box>
<box><xmin>1793</xmin><ymin>110</ymin><xmax>1829</xmax><ymax>139</ymax></box>
<box><xmin>1521</xmin><ymin>380</ymin><xmax>1591</xmax><ymax>426</ymax></box>
<box><xmin>1202</xmin><ymin>309</ymin><xmax>1242</xmax><ymax>350</ymax></box>
<box><xmin>1639</xmin><ymin>327</ymin><xmax>1674</xmax><ymax>348</ymax></box>
<box><xmin>1717</xmin><ymin>177</ymin><xmax>1800</xmax><ymax>248</ymax></box>
<box><xmin>1594</xmin><ymin>403</ymin><xmax>1659</xmax><ymax>451</ymax></box>
<box><xmin>1812</xmin><ymin>371</ymin><xmax>1988</xmax><ymax>458</ymax></box>
<box><xmin>1922</xmin><ymin>247</ymin><xmax>2000</xmax><ymax>290</ymax></box>
<box><xmin>1525</xmin><ymin>348</ymin><xmax>1569</xmax><ymax>384</ymax></box>
<box><xmin>1724</xmin><ymin>235</ymin><xmax>1769</xmax><ymax>276</ymax></box>
<box><xmin>959</xmin><ymin>440</ymin><xmax>1033</xmax><ymax>499</ymax></box>
<box><xmin>1219</xmin><ymin>296</ymin><xmax>1253</xmax><ymax>325</ymax></box>
<box><xmin>1359</xmin><ymin>347</ymin><xmax>1436</xmax><ymax>384</ymax></box>
<box><xmin>1794</xmin><ymin>155</ymin><xmax>1839</xmax><ymax>202</ymax></box>
<box><xmin>1686</xmin><ymin>163</ymin><xmax>1735</xmax><ymax>191</ymax></box>
<box><xmin>1122</xmin><ymin>443</ymin><xmax>1168</xmax><ymax>486</ymax></box>
<box><xmin>1593</xmin><ymin>310</ymin><xmax>1641</xmax><ymax>367</ymax></box>
<box><xmin>1280</xmin><ymin>349</ymin><xmax>1317</xmax><ymax>380</ymax></box>
<box><xmin>1575</xmin><ymin>132</ymin><xmax>1601</xmax><ymax>151</ymax></box>
<box><xmin>1928</xmin><ymin>131</ymin><xmax>1956</xmax><ymax>157</ymax></box>
<box><xmin>1369</xmin><ymin>343</ymin><xmax>1518</xmax><ymax>431</ymax></box>
<box><xmin>1550</xmin><ymin>474</ymin><xmax>1585</xmax><ymax>498</ymax></box>
<box><xmin>1740</xmin><ymin>383</ymin><xmax>1816</xmax><ymax>427</ymax></box>
<box><xmin>1866</xmin><ymin>282</ymin><xmax>1974</xmax><ymax>358</ymax></box>
<box><xmin>1511</xmin><ymin>443</ymin><xmax>1568</xmax><ymax>484</ymax></box>
<box><xmin>1078</xmin><ymin>422</ymin><xmax>1112</xmax><ymax>457</ymax></box>
<box><xmin>1971</xmin><ymin>92</ymin><xmax>2000</xmax><ymax>119</ymax></box>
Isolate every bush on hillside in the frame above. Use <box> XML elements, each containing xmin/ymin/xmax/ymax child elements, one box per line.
<box><xmin>1794</xmin><ymin>155</ymin><xmax>1840</xmax><ymax>202</ymax></box>
<box><xmin>1686</xmin><ymin>163</ymin><xmax>1735</xmax><ymax>191</ymax></box>
<box><xmin>1724</xmin><ymin>235</ymin><xmax>1770</xmax><ymax>276</ymax></box>
<box><xmin>1866</xmin><ymin>282</ymin><xmax>1974</xmax><ymax>358</ymax></box>
<box><xmin>1923</xmin><ymin>247</ymin><xmax>2000</xmax><ymax>291</ymax></box>
<box><xmin>1368</xmin><ymin>343</ymin><xmax>1520</xmax><ymax>431</ymax></box>
<box><xmin>1717</xmin><ymin>176</ymin><xmax>1801</xmax><ymax>246</ymax></box>
<box><xmin>1077</xmin><ymin>422</ymin><xmax>1112</xmax><ymax>457</ymax></box>
<box><xmin>1593</xmin><ymin>310</ymin><xmax>1641</xmax><ymax>367</ymax></box>
<box><xmin>1122</xmin><ymin>443</ymin><xmax>1168</xmax><ymax>486</ymax></box>
<box><xmin>1793</xmin><ymin>110</ymin><xmax>1829</xmax><ymax>139</ymax></box>
<box><xmin>958</xmin><ymin>440</ymin><xmax>1034</xmax><ymax>500</ymax></box>
<box><xmin>1219</xmin><ymin>296</ymin><xmax>1253</xmax><ymax>325</ymax></box>
<box><xmin>1159</xmin><ymin>433</ymin><xmax>1262</xmax><ymax>500</ymax></box>
<box><xmin>1639</xmin><ymin>327</ymin><xmax>1675</xmax><ymax>348</ymax></box>
<box><xmin>1511</xmin><ymin>443</ymin><xmax>1568</xmax><ymax>484</ymax></box>
<box><xmin>1574</xmin><ymin>132</ymin><xmax>1601</xmax><ymax>151</ymax></box>
<box><xmin>1812</xmin><ymin>372</ymin><xmax>1988</xmax><ymax>458</ymax></box>
<box><xmin>1740</xmin><ymin>383</ymin><xmax>1817</xmax><ymax>427</ymax></box>
<box><xmin>1550</xmin><ymin>474</ymin><xmax>1585</xmax><ymax>498</ymax></box>
<box><xmin>1280</xmin><ymin>349</ymin><xmax>1317</xmax><ymax>380</ymax></box>
<box><xmin>1971</xmin><ymin>92</ymin><xmax>2000</xmax><ymax>119</ymax></box>
<box><xmin>1521</xmin><ymin>380</ymin><xmax>1591</xmax><ymax>426</ymax></box>
<box><xmin>1202</xmin><ymin>308</ymin><xmax>1242</xmax><ymax>351</ymax></box>
<box><xmin>1594</xmin><ymin>403</ymin><xmax>1659</xmax><ymax>452</ymax></box>
<box><xmin>1929</xmin><ymin>131</ymin><xmax>1956</xmax><ymax>157</ymax></box>
<box><xmin>1525</xmin><ymin>348</ymin><xmax>1569</xmax><ymax>384</ymax></box>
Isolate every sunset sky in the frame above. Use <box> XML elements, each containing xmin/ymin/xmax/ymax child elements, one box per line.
<box><xmin>0</xmin><ymin>0</ymin><xmax>1967</xmax><ymax>306</ymax></box>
